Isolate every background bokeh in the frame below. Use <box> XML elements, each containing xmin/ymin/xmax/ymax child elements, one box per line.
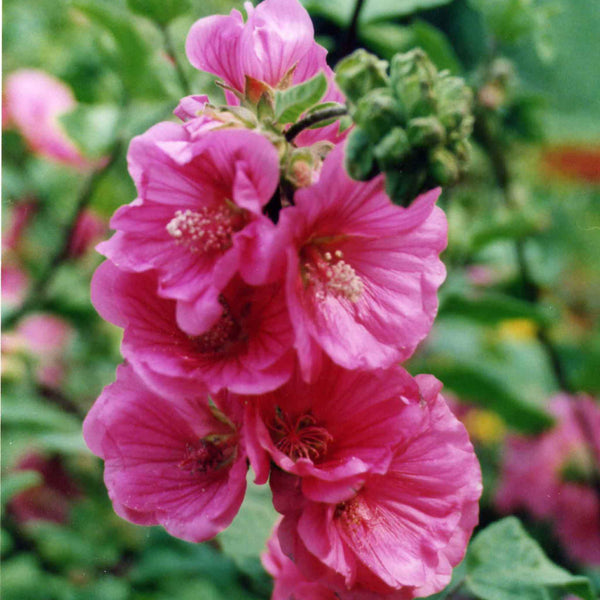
<box><xmin>2</xmin><ymin>1</ymin><xmax>599</xmax><ymax>599</ymax></box>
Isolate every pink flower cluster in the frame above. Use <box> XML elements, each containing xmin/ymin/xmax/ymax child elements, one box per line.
<box><xmin>83</xmin><ymin>1</ymin><xmax>482</xmax><ymax>598</ymax></box>
<box><xmin>496</xmin><ymin>394</ymin><xmax>600</xmax><ymax>566</ymax></box>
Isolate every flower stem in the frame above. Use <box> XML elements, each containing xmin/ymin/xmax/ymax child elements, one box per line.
<box><xmin>344</xmin><ymin>0</ymin><xmax>367</xmax><ymax>55</ymax></box>
<box><xmin>284</xmin><ymin>106</ymin><xmax>348</xmax><ymax>142</ymax></box>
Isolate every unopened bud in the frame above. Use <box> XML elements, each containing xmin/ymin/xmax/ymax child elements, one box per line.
<box><xmin>429</xmin><ymin>147</ymin><xmax>460</xmax><ymax>185</ymax></box>
<box><xmin>354</xmin><ymin>89</ymin><xmax>404</xmax><ymax>139</ymax></box>
<box><xmin>335</xmin><ymin>49</ymin><xmax>389</xmax><ymax>105</ymax></box>
<box><xmin>407</xmin><ymin>116</ymin><xmax>445</xmax><ymax>147</ymax></box>
<box><xmin>286</xmin><ymin>148</ymin><xmax>317</xmax><ymax>188</ymax></box>
<box><xmin>374</xmin><ymin>127</ymin><xmax>410</xmax><ymax>170</ymax></box>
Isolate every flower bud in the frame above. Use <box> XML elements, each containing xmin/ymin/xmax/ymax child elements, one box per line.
<box><xmin>407</xmin><ymin>116</ymin><xmax>446</xmax><ymax>147</ymax></box>
<box><xmin>429</xmin><ymin>147</ymin><xmax>461</xmax><ymax>185</ymax></box>
<box><xmin>335</xmin><ymin>49</ymin><xmax>389</xmax><ymax>105</ymax></box>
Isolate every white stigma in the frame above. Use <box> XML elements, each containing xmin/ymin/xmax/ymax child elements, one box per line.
<box><xmin>166</xmin><ymin>206</ymin><xmax>236</xmax><ymax>254</ymax></box>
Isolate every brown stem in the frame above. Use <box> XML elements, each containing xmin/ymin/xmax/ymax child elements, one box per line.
<box><xmin>284</xmin><ymin>106</ymin><xmax>348</xmax><ymax>142</ymax></box>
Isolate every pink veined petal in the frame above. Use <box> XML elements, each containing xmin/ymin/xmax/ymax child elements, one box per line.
<box><xmin>173</xmin><ymin>95</ymin><xmax>210</xmax><ymax>121</ymax></box>
<box><xmin>240</xmin><ymin>0</ymin><xmax>314</xmax><ymax>88</ymax></box>
<box><xmin>186</xmin><ymin>11</ymin><xmax>246</xmax><ymax>91</ymax></box>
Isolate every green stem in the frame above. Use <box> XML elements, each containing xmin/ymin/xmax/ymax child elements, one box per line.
<box><xmin>284</xmin><ymin>106</ymin><xmax>348</xmax><ymax>142</ymax></box>
<box><xmin>344</xmin><ymin>0</ymin><xmax>367</xmax><ymax>55</ymax></box>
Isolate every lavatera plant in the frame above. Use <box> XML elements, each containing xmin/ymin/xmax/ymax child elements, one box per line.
<box><xmin>82</xmin><ymin>1</ymin><xmax>595</xmax><ymax>599</ymax></box>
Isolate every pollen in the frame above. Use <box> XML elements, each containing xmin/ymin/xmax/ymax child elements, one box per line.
<box><xmin>269</xmin><ymin>408</ymin><xmax>333</xmax><ymax>462</ymax></box>
<box><xmin>178</xmin><ymin>435</ymin><xmax>236</xmax><ymax>474</ymax></box>
<box><xmin>166</xmin><ymin>205</ymin><xmax>241</xmax><ymax>254</ymax></box>
<box><xmin>302</xmin><ymin>245</ymin><xmax>364</xmax><ymax>303</ymax></box>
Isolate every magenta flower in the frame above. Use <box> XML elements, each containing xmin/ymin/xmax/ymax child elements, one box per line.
<box><xmin>91</xmin><ymin>260</ymin><xmax>294</xmax><ymax>395</ymax></box>
<box><xmin>67</xmin><ymin>209</ymin><xmax>106</xmax><ymax>259</ymax></box>
<box><xmin>98</xmin><ymin>123</ymin><xmax>281</xmax><ymax>329</ymax></box>
<box><xmin>185</xmin><ymin>0</ymin><xmax>347</xmax><ymax>146</ymax></box>
<box><xmin>275</xmin><ymin>375</ymin><xmax>481</xmax><ymax>598</ymax></box>
<box><xmin>186</xmin><ymin>0</ymin><xmax>314</xmax><ymax>94</ymax></box>
<box><xmin>496</xmin><ymin>394</ymin><xmax>600</xmax><ymax>566</ymax></box>
<box><xmin>83</xmin><ymin>364</ymin><xmax>248</xmax><ymax>543</ymax></box>
<box><xmin>244</xmin><ymin>361</ymin><xmax>419</xmax><ymax>503</ymax></box>
<box><xmin>263</xmin><ymin>520</ymin><xmax>339</xmax><ymax>600</ymax></box>
<box><xmin>278</xmin><ymin>144</ymin><xmax>447</xmax><ymax>378</ymax></box>
<box><xmin>3</xmin><ymin>70</ymin><xmax>95</xmax><ymax>169</ymax></box>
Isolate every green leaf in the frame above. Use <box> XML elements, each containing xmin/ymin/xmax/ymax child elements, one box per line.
<box><xmin>1</xmin><ymin>471</ymin><xmax>43</xmax><ymax>505</ymax></box>
<box><xmin>466</xmin><ymin>517</ymin><xmax>595</xmax><ymax>600</ymax></box>
<box><xmin>2</xmin><ymin>395</ymin><xmax>81</xmax><ymax>433</ymax></box>
<box><xmin>425</xmin><ymin>361</ymin><xmax>554</xmax><ymax>433</ymax></box>
<box><xmin>439</xmin><ymin>292</ymin><xmax>552</xmax><ymax>325</ymax></box>
<box><xmin>218</xmin><ymin>477</ymin><xmax>278</xmax><ymax>575</ymax></box>
<box><xmin>274</xmin><ymin>73</ymin><xmax>328</xmax><ymax>124</ymax></box>
<box><xmin>59</xmin><ymin>104</ymin><xmax>119</xmax><ymax>158</ymax></box>
<box><xmin>35</xmin><ymin>432</ymin><xmax>88</xmax><ymax>454</ymax></box>
<box><xmin>73</xmin><ymin>0</ymin><xmax>166</xmax><ymax>99</ymax></box>
<box><xmin>127</xmin><ymin>0</ymin><xmax>191</xmax><ymax>26</ymax></box>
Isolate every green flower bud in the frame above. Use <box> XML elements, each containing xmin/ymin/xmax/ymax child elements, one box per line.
<box><xmin>407</xmin><ymin>116</ymin><xmax>446</xmax><ymax>147</ymax></box>
<box><xmin>353</xmin><ymin>89</ymin><xmax>404</xmax><ymax>139</ymax></box>
<box><xmin>429</xmin><ymin>147</ymin><xmax>461</xmax><ymax>185</ymax></box>
<box><xmin>345</xmin><ymin>128</ymin><xmax>377</xmax><ymax>181</ymax></box>
<box><xmin>390</xmin><ymin>50</ymin><xmax>437</xmax><ymax>117</ymax></box>
<box><xmin>335</xmin><ymin>49</ymin><xmax>389</xmax><ymax>105</ymax></box>
<box><xmin>374</xmin><ymin>127</ymin><xmax>410</xmax><ymax>170</ymax></box>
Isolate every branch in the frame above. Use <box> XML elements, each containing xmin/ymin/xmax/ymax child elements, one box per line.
<box><xmin>344</xmin><ymin>0</ymin><xmax>367</xmax><ymax>56</ymax></box>
<box><xmin>285</xmin><ymin>106</ymin><xmax>348</xmax><ymax>142</ymax></box>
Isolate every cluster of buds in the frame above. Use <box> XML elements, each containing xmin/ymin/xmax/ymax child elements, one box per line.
<box><xmin>336</xmin><ymin>48</ymin><xmax>474</xmax><ymax>205</ymax></box>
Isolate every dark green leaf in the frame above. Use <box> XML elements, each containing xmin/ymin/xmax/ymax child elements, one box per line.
<box><xmin>439</xmin><ymin>292</ymin><xmax>552</xmax><ymax>325</ymax></box>
<box><xmin>466</xmin><ymin>517</ymin><xmax>595</xmax><ymax>600</ymax></box>
<box><xmin>274</xmin><ymin>73</ymin><xmax>328</xmax><ymax>124</ymax></box>
<box><xmin>127</xmin><ymin>0</ymin><xmax>191</xmax><ymax>26</ymax></box>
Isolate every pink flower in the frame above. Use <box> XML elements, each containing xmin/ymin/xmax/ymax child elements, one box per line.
<box><xmin>2</xmin><ymin>313</ymin><xmax>74</xmax><ymax>387</ymax></box>
<box><xmin>9</xmin><ymin>453</ymin><xmax>79</xmax><ymax>524</ymax></box>
<box><xmin>3</xmin><ymin>70</ymin><xmax>93</xmax><ymax>169</ymax></box>
<box><xmin>278</xmin><ymin>144</ymin><xmax>447</xmax><ymax>379</ymax></box>
<box><xmin>83</xmin><ymin>364</ymin><xmax>248</xmax><ymax>543</ymax></box>
<box><xmin>496</xmin><ymin>394</ymin><xmax>600</xmax><ymax>566</ymax></box>
<box><xmin>186</xmin><ymin>0</ymin><xmax>314</xmax><ymax>94</ymax></box>
<box><xmin>1</xmin><ymin>263</ymin><xmax>29</xmax><ymax>309</ymax></box>
<box><xmin>184</xmin><ymin>0</ymin><xmax>347</xmax><ymax>146</ymax></box>
<box><xmin>263</xmin><ymin>521</ymin><xmax>339</xmax><ymax>600</ymax></box>
<box><xmin>98</xmin><ymin>123</ymin><xmax>281</xmax><ymax>329</ymax></box>
<box><xmin>68</xmin><ymin>209</ymin><xmax>106</xmax><ymax>258</ymax></box>
<box><xmin>275</xmin><ymin>375</ymin><xmax>481</xmax><ymax>598</ymax></box>
<box><xmin>244</xmin><ymin>361</ymin><xmax>419</xmax><ymax>503</ymax></box>
<box><xmin>91</xmin><ymin>260</ymin><xmax>294</xmax><ymax>395</ymax></box>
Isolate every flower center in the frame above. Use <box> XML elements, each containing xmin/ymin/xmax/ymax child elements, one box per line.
<box><xmin>301</xmin><ymin>246</ymin><xmax>364</xmax><ymax>302</ymax></box>
<box><xmin>166</xmin><ymin>205</ymin><xmax>243</xmax><ymax>254</ymax></box>
<box><xmin>178</xmin><ymin>435</ymin><xmax>236</xmax><ymax>474</ymax></box>
<box><xmin>190</xmin><ymin>297</ymin><xmax>242</xmax><ymax>355</ymax></box>
<box><xmin>269</xmin><ymin>408</ymin><xmax>333</xmax><ymax>461</ymax></box>
<box><xmin>334</xmin><ymin>495</ymin><xmax>374</xmax><ymax>530</ymax></box>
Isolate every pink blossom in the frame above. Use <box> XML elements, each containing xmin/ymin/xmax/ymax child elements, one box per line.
<box><xmin>3</xmin><ymin>70</ymin><xmax>93</xmax><ymax>169</ymax></box>
<box><xmin>1</xmin><ymin>263</ymin><xmax>29</xmax><ymax>309</ymax></box>
<box><xmin>496</xmin><ymin>394</ymin><xmax>600</xmax><ymax>566</ymax></box>
<box><xmin>186</xmin><ymin>0</ymin><xmax>314</xmax><ymax>94</ymax></box>
<box><xmin>2</xmin><ymin>313</ymin><xmax>74</xmax><ymax>387</ymax></box>
<box><xmin>244</xmin><ymin>361</ymin><xmax>419</xmax><ymax>503</ymax></box>
<box><xmin>263</xmin><ymin>521</ymin><xmax>339</xmax><ymax>600</ymax></box>
<box><xmin>184</xmin><ymin>0</ymin><xmax>347</xmax><ymax>146</ymax></box>
<box><xmin>276</xmin><ymin>375</ymin><xmax>481</xmax><ymax>598</ymax></box>
<box><xmin>98</xmin><ymin>123</ymin><xmax>281</xmax><ymax>329</ymax></box>
<box><xmin>84</xmin><ymin>364</ymin><xmax>248</xmax><ymax>542</ymax></box>
<box><xmin>278</xmin><ymin>144</ymin><xmax>447</xmax><ymax>379</ymax></box>
<box><xmin>9</xmin><ymin>453</ymin><xmax>79</xmax><ymax>524</ymax></box>
<box><xmin>2</xmin><ymin>200</ymin><xmax>37</xmax><ymax>251</ymax></box>
<box><xmin>91</xmin><ymin>260</ymin><xmax>294</xmax><ymax>395</ymax></box>
<box><xmin>68</xmin><ymin>209</ymin><xmax>106</xmax><ymax>258</ymax></box>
